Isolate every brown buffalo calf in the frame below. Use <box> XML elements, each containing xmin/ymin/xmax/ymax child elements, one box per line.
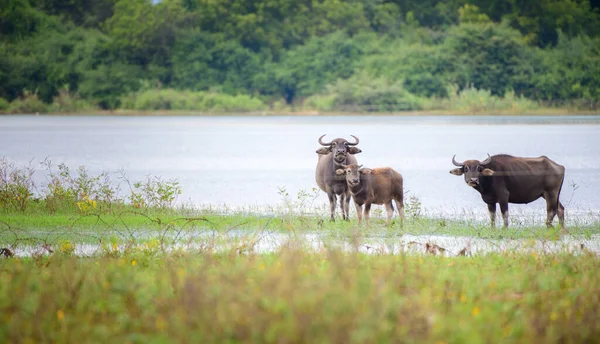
<box><xmin>336</xmin><ymin>164</ymin><xmax>405</xmax><ymax>227</ymax></box>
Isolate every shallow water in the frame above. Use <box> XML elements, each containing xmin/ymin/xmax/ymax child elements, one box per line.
<box><xmin>1</xmin><ymin>115</ymin><xmax>600</xmax><ymax>221</ymax></box>
<box><xmin>9</xmin><ymin>231</ymin><xmax>600</xmax><ymax>257</ymax></box>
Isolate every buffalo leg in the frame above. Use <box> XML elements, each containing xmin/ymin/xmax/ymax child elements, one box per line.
<box><xmin>545</xmin><ymin>201</ymin><xmax>557</xmax><ymax>228</ymax></box>
<box><xmin>558</xmin><ymin>202</ymin><xmax>565</xmax><ymax>229</ymax></box>
<box><xmin>354</xmin><ymin>201</ymin><xmax>363</xmax><ymax>225</ymax></box>
<box><xmin>543</xmin><ymin>190</ymin><xmax>561</xmax><ymax>228</ymax></box>
<box><xmin>384</xmin><ymin>201</ymin><xmax>394</xmax><ymax>226</ymax></box>
<box><xmin>327</xmin><ymin>191</ymin><xmax>337</xmax><ymax>221</ymax></box>
<box><xmin>499</xmin><ymin>201</ymin><xmax>509</xmax><ymax>228</ymax></box>
<box><xmin>487</xmin><ymin>203</ymin><xmax>497</xmax><ymax>228</ymax></box>
<box><xmin>394</xmin><ymin>198</ymin><xmax>405</xmax><ymax>226</ymax></box>
<box><xmin>364</xmin><ymin>202</ymin><xmax>372</xmax><ymax>228</ymax></box>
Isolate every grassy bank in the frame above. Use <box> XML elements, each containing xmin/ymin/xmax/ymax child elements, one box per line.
<box><xmin>1</xmin><ymin>250</ymin><xmax>599</xmax><ymax>343</ymax></box>
<box><xmin>1</xmin><ymin>157</ymin><xmax>599</xmax><ymax>248</ymax></box>
<box><xmin>1</xmin><ymin>87</ymin><xmax>599</xmax><ymax>116</ymax></box>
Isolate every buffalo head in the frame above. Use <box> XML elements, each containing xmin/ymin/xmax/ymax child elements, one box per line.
<box><xmin>336</xmin><ymin>164</ymin><xmax>371</xmax><ymax>187</ymax></box>
<box><xmin>449</xmin><ymin>154</ymin><xmax>495</xmax><ymax>187</ymax></box>
<box><xmin>316</xmin><ymin>134</ymin><xmax>361</xmax><ymax>163</ymax></box>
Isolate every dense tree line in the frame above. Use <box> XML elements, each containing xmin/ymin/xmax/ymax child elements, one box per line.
<box><xmin>1</xmin><ymin>0</ymin><xmax>599</xmax><ymax>111</ymax></box>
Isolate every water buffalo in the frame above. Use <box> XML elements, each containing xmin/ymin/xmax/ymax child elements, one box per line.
<box><xmin>336</xmin><ymin>164</ymin><xmax>405</xmax><ymax>227</ymax></box>
<box><xmin>449</xmin><ymin>154</ymin><xmax>565</xmax><ymax>228</ymax></box>
<box><xmin>316</xmin><ymin>135</ymin><xmax>361</xmax><ymax>221</ymax></box>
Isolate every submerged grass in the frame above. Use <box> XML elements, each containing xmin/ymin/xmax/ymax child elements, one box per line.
<box><xmin>1</xmin><ymin>249</ymin><xmax>599</xmax><ymax>343</ymax></box>
<box><xmin>3</xmin><ymin>206</ymin><xmax>600</xmax><ymax>247</ymax></box>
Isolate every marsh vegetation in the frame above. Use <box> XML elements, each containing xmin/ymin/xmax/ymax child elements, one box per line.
<box><xmin>1</xmin><ymin>158</ymin><xmax>600</xmax><ymax>342</ymax></box>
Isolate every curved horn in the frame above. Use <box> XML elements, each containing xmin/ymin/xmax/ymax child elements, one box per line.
<box><xmin>347</xmin><ymin>135</ymin><xmax>360</xmax><ymax>146</ymax></box>
<box><xmin>318</xmin><ymin>134</ymin><xmax>332</xmax><ymax>146</ymax></box>
<box><xmin>452</xmin><ymin>155</ymin><xmax>464</xmax><ymax>167</ymax></box>
<box><xmin>480</xmin><ymin>153</ymin><xmax>492</xmax><ymax>165</ymax></box>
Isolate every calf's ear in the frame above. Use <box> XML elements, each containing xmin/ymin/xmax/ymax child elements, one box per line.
<box><xmin>316</xmin><ymin>147</ymin><xmax>331</xmax><ymax>155</ymax></box>
<box><xmin>359</xmin><ymin>168</ymin><xmax>372</xmax><ymax>175</ymax></box>
<box><xmin>348</xmin><ymin>147</ymin><xmax>362</xmax><ymax>155</ymax></box>
<box><xmin>335</xmin><ymin>169</ymin><xmax>345</xmax><ymax>175</ymax></box>
<box><xmin>449</xmin><ymin>168</ymin><xmax>464</xmax><ymax>176</ymax></box>
<box><xmin>482</xmin><ymin>168</ymin><xmax>495</xmax><ymax>176</ymax></box>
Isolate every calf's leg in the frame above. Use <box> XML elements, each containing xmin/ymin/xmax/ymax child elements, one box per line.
<box><xmin>364</xmin><ymin>202</ymin><xmax>372</xmax><ymax>228</ymax></box>
<box><xmin>394</xmin><ymin>197</ymin><xmax>405</xmax><ymax>226</ymax></box>
<box><xmin>384</xmin><ymin>201</ymin><xmax>394</xmax><ymax>226</ymax></box>
<box><xmin>354</xmin><ymin>201</ymin><xmax>363</xmax><ymax>225</ymax></box>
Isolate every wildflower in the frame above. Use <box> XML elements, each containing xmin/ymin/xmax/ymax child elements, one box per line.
<box><xmin>131</xmin><ymin>260</ymin><xmax>136</xmax><ymax>267</ymax></box>
<box><xmin>472</xmin><ymin>306</ymin><xmax>480</xmax><ymax>316</ymax></box>
<box><xmin>56</xmin><ymin>309</ymin><xmax>65</xmax><ymax>320</ymax></box>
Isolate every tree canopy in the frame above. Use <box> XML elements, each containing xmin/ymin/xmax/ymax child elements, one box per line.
<box><xmin>1</xmin><ymin>0</ymin><xmax>599</xmax><ymax>109</ymax></box>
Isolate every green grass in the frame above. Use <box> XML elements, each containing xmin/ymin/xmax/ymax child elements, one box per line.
<box><xmin>1</xmin><ymin>249</ymin><xmax>599</xmax><ymax>343</ymax></box>
<box><xmin>2</xmin><ymin>206</ymin><xmax>599</xmax><ymax>246</ymax></box>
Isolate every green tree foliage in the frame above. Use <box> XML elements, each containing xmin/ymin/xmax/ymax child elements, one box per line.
<box><xmin>530</xmin><ymin>32</ymin><xmax>600</xmax><ymax>102</ymax></box>
<box><xmin>273</xmin><ymin>31</ymin><xmax>364</xmax><ymax>103</ymax></box>
<box><xmin>33</xmin><ymin>0</ymin><xmax>117</xmax><ymax>27</ymax></box>
<box><xmin>0</xmin><ymin>0</ymin><xmax>599</xmax><ymax>110</ymax></box>
<box><xmin>441</xmin><ymin>21</ymin><xmax>534</xmax><ymax>96</ymax></box>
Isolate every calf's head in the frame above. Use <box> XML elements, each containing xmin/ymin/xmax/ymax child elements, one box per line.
<box><xmin>449</xmin><ymin>154</ymin><xmax>495</xmax><ymax>187</ymax></box>
<box><xmin>336</xmin><ymin>164</ymin><xmax>372</xmax><ymax>187</ymax></box>
<box><xmin>316</xmin><ymin>135</ymin><xmax>361</xmax><ymax>163</ymax></box>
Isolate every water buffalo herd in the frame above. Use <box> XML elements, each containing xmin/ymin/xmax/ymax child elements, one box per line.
<box><xmin>315</xmin><ymin>135</ymin><xmax>566</xmax><ymax>229</ymax></box>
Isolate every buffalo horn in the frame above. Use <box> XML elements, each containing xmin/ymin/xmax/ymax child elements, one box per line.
<box><xmin>481</xmin><ymin>154</ymin><xmax>492</xmax><ymax>165</ymax></box>
<box><xmin>318</xmin><ymin>134</ymin><xmax>333</xmax><ymax>146</ymax></box>
<box><xmin>347</xmin><ymin>135</ymin><xmax>360</xmax><ymax>146</ymax></box>
<box><xmin>452</xmin><ymin>155</ymin><xmax>464</xmax><ymax>167</ymax></box>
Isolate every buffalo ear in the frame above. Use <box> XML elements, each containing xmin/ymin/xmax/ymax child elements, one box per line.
<box><xmin>482</xmin><ymin>168</ymin><xmax>495</xmax><ymax>176</ymax></box>
<box><xmin>348</xmin><ymin>147</ymin><xmax>362</xmax><ymax>155</ymax></box>
<box><xmin>316</xmin><ymin>147</ymin><xmax>331</xmax><ymax>155</ymax></box>
<box><xmin>449</xmin><ymin>168</ymin><xmax>464</xmax><ymax>176</ymax></box>
<box><xmin>335</xmin><ymin>169</ymin><xmax>345</xmax><ymax>176</ymax></box>
<box><xmin>360</xmin><ymin>168</ymin><xmax>372</xmax><ymax>175</ymax></box>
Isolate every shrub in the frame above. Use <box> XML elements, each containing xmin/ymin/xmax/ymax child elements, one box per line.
<box><xmin>0</xmin><ymin>98</ymin><xmax>9</xmax><ymax>112</ymax></box>
<box><xmin>120</xmin><ymin>89</ymin><xmax>268</xmax><ymax>112</ymax></box>
<box><xmin>430</xmin><ymin>84</ymin><xmax>540</xmax><ymax>112</ymax></box>
<box><xmin>41</xmin><ymin>161</ymin><xmax>117</xmax><ymax>213</ymax></box>
<box><xmin>49</xmin><ymin>86</ymin><xmax>99</xmax><ymax>113</ymax></box>
<box><xmin>0</xmin><ymin>158</ymin><xmax>35</xmax><ymax>212</ymax></box>
<box><xmin>128</xmin><ymin>175</ymin><xmax>182</xmax><ymax>209</ymax></box>
<box><xmin>8</xmin><ymin>90</ymin><xmax>49</xmax><ymax>114</ymax></box>
<box><xmin>305</xmin><ymin>73</ymin><xmax>425</xmax><ymax>112</ymax></box>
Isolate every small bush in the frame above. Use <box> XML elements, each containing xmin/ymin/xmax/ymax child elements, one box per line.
<box><xmin>306</xmin><ymin>73</ymin><xmax>425</xmax><ymax>112</ymax></box>
<box><xmin>0</xmin><ymin>98</ymin><xmax>9</xmax><ymax>112</ymax></box>
<box><xmin>0</xmin><ymin>158</ymin><xmax>35</xmax><ymax>212</ymax></box>
<box><xmin>127</xmin><ymin>175</ymin><xmax>182</xmax><ymax>209</ymax></box>
<box><xmin>303</xmin><ymin>94</ymin><xmax>336</xmax><ymax>111</ymax></box>
<box><xmin>8</xmin><ymin>91</ymin><xmax>49</xmax><ymax>114</ymax></box>
<box><xmin>428</xmin><ymin>84</ymin><xmax>540</xmax><ymax>112</ymax></box>
<box><xmin>49</xmin><ymin>86</ymin><xmax>99</xmax><ymax>113</ymax></box>
<box><xmin>120</xmin><ymin>89</ymin><xmax>268</xmax><ymax>112</ymax></box>
<box><xmin>41</xmin><ymin>160</ymin><xmax>118</xmax><ymax>213</ymax></box>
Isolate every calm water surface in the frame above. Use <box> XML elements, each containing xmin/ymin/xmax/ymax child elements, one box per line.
<box><xmin>1</xmin><ymin>115</ymin><xmax>600</xmax><ymax>218</ymax></box>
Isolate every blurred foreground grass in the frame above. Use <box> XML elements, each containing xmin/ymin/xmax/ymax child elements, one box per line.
<box><xmin>1</xmin><ymin>248</ymin><xmax>599</xmax><ymax>343</ymax></box>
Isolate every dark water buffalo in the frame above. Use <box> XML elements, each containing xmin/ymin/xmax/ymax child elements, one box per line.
<box><xmin>315</xmin><ymin>135</ymin><xmax>361</xmax><ymax>220</ymax></box>
<box><xmin>449</xmin><ymin>154</ymin><xmax>565</xmax><ymax>228</ymax></box>
<box><xmin>336</xmin><ymin>164</ymin><xmax>405</xmax><ymax>226</ymax></box>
